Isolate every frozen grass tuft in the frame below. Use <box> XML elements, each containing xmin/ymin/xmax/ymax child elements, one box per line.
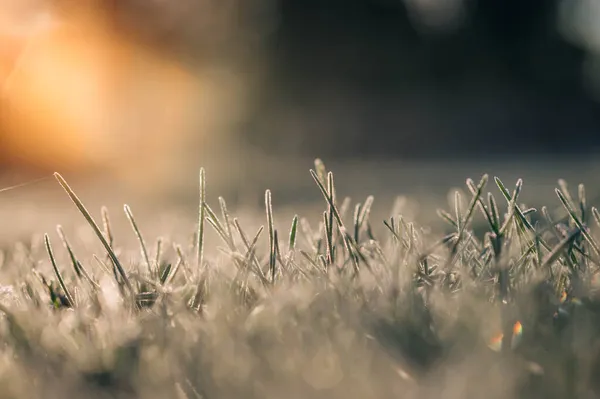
<box><xmin>0</xmin><ymin>161</ymin><xmax>600</xmax><ymax>398</ymax></box>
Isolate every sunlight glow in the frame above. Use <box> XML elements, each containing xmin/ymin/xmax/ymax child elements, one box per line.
<box><xmin>0</xmin><ymin>3</ymin><xmax>202</xmax><ymax>174</ymax></box>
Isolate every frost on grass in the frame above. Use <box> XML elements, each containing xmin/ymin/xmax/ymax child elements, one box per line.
<box><xmin>1</xmin><ymin>161</ymin><xmax>600</xmax><ymax>398</ymax></box>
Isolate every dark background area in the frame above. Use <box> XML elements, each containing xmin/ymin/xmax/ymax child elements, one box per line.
<box><xmin>242</xmin><ymin>0</ymin><xmax>600</xmax><ymax>159</ymax></box>
<box><xmin>2</xmin><ymin>0</ymin><xmax>600</xmax><ymax>178</ymax></box>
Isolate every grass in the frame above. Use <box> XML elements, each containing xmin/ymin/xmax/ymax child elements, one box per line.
<box><xmin>0</xmin><ymin>159</ymin><xmax>600</xmax><ymax>398</ymax></box>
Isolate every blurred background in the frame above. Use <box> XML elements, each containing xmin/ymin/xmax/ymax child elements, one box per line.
<box><xmin>2</xmin><ymin>0</ymin><xmax>600</xmax><ymax>232</ymax></box>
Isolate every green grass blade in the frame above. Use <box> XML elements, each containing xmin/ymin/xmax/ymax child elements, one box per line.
<box><xmin>437</xmin><ymin>209</ymin><xmax>457</xmax><ymax>228</ymax></box>
<box><xmin>383</xmin><ymin>219</ymin><xmax>401</xmax><ymax>242</ymax></box>
<box><xmin>288</xmin><ymin>215</ymin><xmax>299</xmax><ymax>252</ymax></box>
<box><xmin>159</xmin><ymin>263</ymin><xmax>172</xmax><ymax>286</ymax></box>
<box><xmin>488</xmin><ymin>193</ymin><xmax>500</xmax><ymax>233</ymax></box>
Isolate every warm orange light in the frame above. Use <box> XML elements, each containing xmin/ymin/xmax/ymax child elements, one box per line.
<box><xmin>0</xmin><ymin>3</ymin><xmax>202</xmax><ymax>175</ymax></box>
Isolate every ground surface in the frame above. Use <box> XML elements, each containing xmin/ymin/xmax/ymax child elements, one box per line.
<box><xmin>1</xmin><ymin>155</ymin><xmax>600</xmax><ymax>398</ymax></box>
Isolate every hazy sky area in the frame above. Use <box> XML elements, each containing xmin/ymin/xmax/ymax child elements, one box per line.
<box><xmin>1</xmin><ymin>0</ymin><xmax>600</xmax><ymax>181</ymax></box>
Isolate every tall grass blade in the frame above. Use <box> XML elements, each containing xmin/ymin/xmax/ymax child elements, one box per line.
<box><xmin>56</xmin><ymin>225</ymin><xmax>98</xmax><ymax>288</ymax></box>
<box><xmin>488</xmin><ymin>193</ymin><xmax>500</xmax><ymax>233</ymax></box>
<box><xmin>467</xmin><ymin>178</ymin><xmax>497</xmax><ymax>233</ymax></box>
<box><xmin>233</xmin><ymin>219</ymin><xmax>268</xmax><ymax>285</ymax></box>
<box><xmin>266</xmin><ymin>190</ymin><xmax>276</xmax><ymax>284</ymax></box>
<box><xmin>357</xmin><ymin>195</ymin><xmax>374</xmax><ymax>242</ymax></box>
<box><xmin>197</xmin><ymin>168</ymin><xmax>206</xmax><ymax>270</ymax></box>
<box><xmin>354</xmin><ymin>203</ymin><xmax>363</xmax><ymax>243</ymax></box>
<box><xmin>541</xmin><ymin>228</ymin><xmax>582</xmax><ymax>269</ymax></box>
<box><xmin>101</xmin><ymin>206</ymin><xmax>114</xmax><ymax>249</ymax></box>
<box><xmin>556</xmin><ymin>188</ymin><xmax>600</xmax><ymax>256</ymax></box>
<box><xmin>314</xmin><ymin>158</ymin><xmax>327</xmax><ymax>185</ymax></box>
<box><xmin>56</xmin><ymin>225</ymin><xmax>81</xmax><ymax>278</ymax></box>
<box><xmin>54</xmin><ymin>173</ymin><xmax>133</xmax><ymax>294</ymax></box>
<box><xmin>44</xmin><ymin>234</ymin><xmax>74</xmax><ymax>307</ymax></box>
<box><xmin>324</xmin><ymin>211</ymin><xmax>333</xmax><ymax>266</ymax></box>
<box><xmin>327</xmin><ymin>172</ymin><xmax>335</xmax><ymax>262</ymax></box>
<box><xmin>191</xmin><ymin>169</ymin><xmax>207</xmax><ymax>309</ymax></box>
<box><xmin>309</xmin><ymin>170</ymin><xmax>344</xmax><ymax>230</ymax></box>
<box><xmin>124</xmin><ymin>204</ymin><xmax>152</xmax><ymax>278</ymax></box>
<box><xmin>219</xmin><ymin>197</ymin><xmax>234</xmax><ymax>248</ymax></box>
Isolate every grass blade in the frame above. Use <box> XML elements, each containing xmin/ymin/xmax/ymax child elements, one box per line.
<box><xmin>54</xmin><ymin>173</ymin><xmax>133</xmax><ymax>294</ymax></box>
<box><xmin>592</xmin><ymin>207</ymin><xmax>600</xmax><ymax>229</ymax></box>
<box><xmin>155</xmin><ymin>237</ymin><xmax>163</xmax><ymax>270</ymax></box>
<box><xmin>309</xmin><ymin>170</ymin><xmax>345</xmax><ymax>231</ymax></box>
<box><xmin>354</xmin><ymin>203</ymin><xmax>363</xmax><ymax>243</ymax></box>
<box><xmin>266</xmin><ymin>190</ymin><xmax>276</xmax><ymax>284</ymax></box>
<box><xmin>124</xmin><ymin>204</ymin><xmax>152</xmax><ymax>278</ymax></box>
<box><xmin>197</xmin><ymin>168</ymin><xmax>206</xmax><ymax>269</ymax></box>
<box><xmin>437</xmin><ymin>209</ymin><xmax>457</xmax><ymax>228</ymax></box>
<box><xmin>323</xmin><ymin>211</ymin><xmax>333</xmax><ymax>266</ymax></box>
<box><xmin>327</xmin><ymin>172</ymin><xmax>335</xmax><ymax>262</ymax></box>
<box><xmin>488</xmin><ymin>193</ymin><xmax>500</xmax><ymax>233</ymax></box>
<box><xmin>44</xmin><ymin>234</ymin><xmax>74</xmax><ymax>307</ymax></box>
<box><xmin>541</xmin><ymin>228</ymin><xmax>582</xmax><ymax>269</ymax></box>
<box><xmin>219</xmin><ymin>197</ymin><xmax>235</xmax><ymax>249</ymax></box>
<box><xmin>233</xmin><ymin>219</ymin><xmax>268</xmax><ymax>285</ymax></box>
<box><xmin>56</xmin><ymin>225</ymin><xmax>82</xmax><ymax>278</ymax></box>
<box><xmin>556</xmin><ymin>188</ymin><xmax>600</xmax><ymax>256</ymax></box>
<box><xmin>314</xmin><ymin>158</ymin><xmax>327</xmax><ymax>186</ymax></box>
<box><xmin>56</xmin><ymin>225</ymin><xmax>99</xmax><ymax>289</ymax></box>
<box><xmin>579</xmin><ymin>183</ymin><xmax>587</xmax><ymax>222</ymax></box>
<box><xmin>288</xmin><ymin>215</ymin><xmax>299</xmax><ymax>252</ymax></box>
<box><xmin>101</xmin><ymin>206</ymin><xmax>114</xmax><ymax>249</ymax></box>
<box><xmin>357</xmin><ymin>195</ymin><xmax>374</xmax><ymax>242</ymax></box>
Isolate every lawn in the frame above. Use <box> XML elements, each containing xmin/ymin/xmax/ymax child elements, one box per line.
<box><xmin>0</xmin><ymin>158</ymin><xmax>599</xmax><ymax>399</ymax></box>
